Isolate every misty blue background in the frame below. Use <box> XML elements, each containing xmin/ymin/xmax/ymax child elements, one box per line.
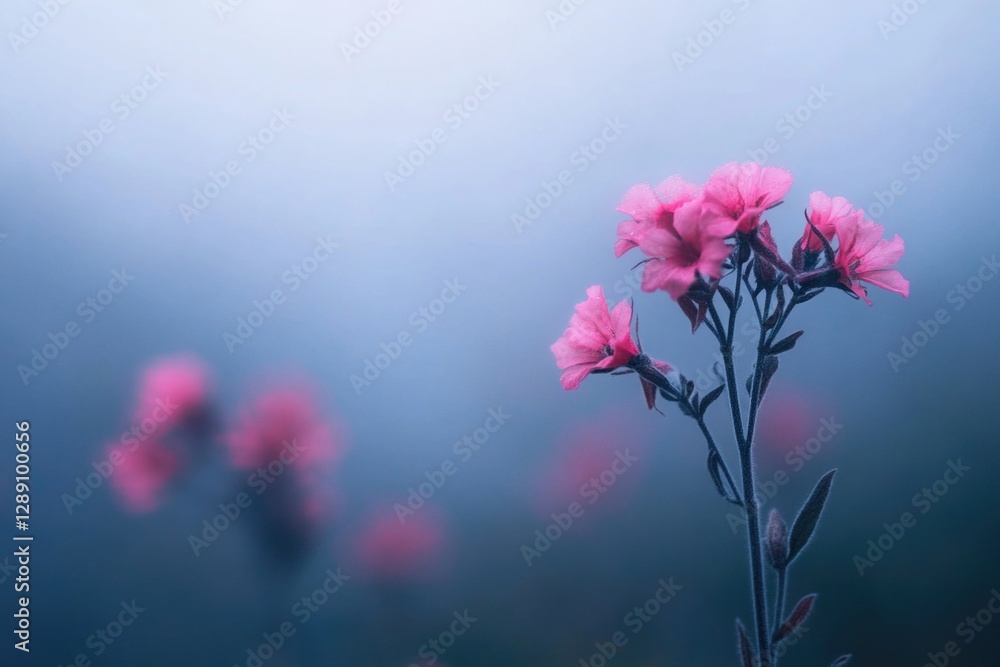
<box><xmin>2</xmin><ymin>0</ymin><xmax>999</xmax><ymax>665</ymax></box>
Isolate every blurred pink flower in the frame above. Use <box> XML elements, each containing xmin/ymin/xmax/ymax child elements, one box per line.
<box><xmin>551</xmin><ymin>286</ymin><xmax>639</xmax><ymax>390</ymax></box>
<box><xmin>108</xmin><ymin>440</ymin><xmax>181</xmax><ymax>513</ymax></box>
<box><xmin>802</xmin><ymin>191</ymin><xmax>860</xmax><ymax>252</ymax></box>
<box><xmin>225</xmin><ymin>386</ymin><xmax>346</xmax><ymax>480</ymax></box>
<box><xmin>638</xmin><ymin>196</ymin><xmax>734</xmax><ymax>299</ymax></box>
<box><xmin>833</xmin><ymin>214</ymin><xmax>909</xmax><ymax>305</ymax></box>
<box><xmin>704</xmin><ymin>161</ymin><xmax>793</xmax><ymax>233</ymax></box>
<box><xmin>354</xmin><ymin>509</ymin><xmax>448</xmax><ymax>581</ymax></box>
<box><xmin>757</xmin><ymin>388</ymin><xmax>827</xmax><ymax>456</ymax></box>
<box><xmin>614</xmin><ymin>176</ymin><xmax>700</xmax><ymax>258</ymax></box>
<box><xmin>534</xmin><ymin>412</ymin><xmax>648</xmax><ymax>518</ymax></box>
<box><xmin>134</xmin><ymin>355</ymin><xmax>211</xmax><ymax>428</ymax></box>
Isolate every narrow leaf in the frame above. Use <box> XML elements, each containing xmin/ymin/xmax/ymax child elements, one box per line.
<box><xmin>762</xmin><ymin>307</ymin><xmax>780</xmax><ymax>331</ymax></box>
<box><xmin>791</xmin><ymin>234</ymin><xmax>806</xmax><ymax>272</ymax></box>
<box><xmin>810</xmin><ymin>220</ymin><xmax>836</xmax><ymax>265</ymax></box>
<box><xmin>707</xmin><ymin>450</ymin><xmax>727</xmax><ymax>500</ymax></box>
<box><xmin>769</xmin><ymin>330</ymin><xmax>804</xmax><ymax>355</ymax></box>
<box><xmin>788</xmin><ymin>469</ymin><xmax>837</xmax><ymax>563</ymax></box>
<box><xmin>773</xmin><ymin>594</ymin><xmax>816</xmax><ymax>643</ymax></box>
<box><xmin>830</xmin><ymin>654</ymin><xmax>853</xmax><ymax>666</ymax></box>
<box><xmin>699</xmin><ymin>385</ymin><xmax>725</xmax><ymax>417</ymax></box>
<box><xmin>720</xmin><ymin>285</ymin><xmax>736</xmax><ymax>310</ymax></box>
<box><xmin>736</xmin><ymin>620</ymin><xmax>755</xmax><ymax>667</ymax></box>
<box><xmin>795</xmin><ymin>289</ymin><xmax>824</xmax><ymax>304</ymax></box>
<box><xmin>759</xmin><ymin>355</ymin><xmax>779</xmax><ymax>398</ymax></box>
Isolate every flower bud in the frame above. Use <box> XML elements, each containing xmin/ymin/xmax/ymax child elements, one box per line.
<box><xmin>766</xmin><ymin>508</ymin><xmax>788</xmax><ymax>570</ymax></box>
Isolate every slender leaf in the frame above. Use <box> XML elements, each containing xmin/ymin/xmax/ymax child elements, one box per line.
<box><xmin>707</xmin><ymin>450</ymin><xmax>727</xmax><ymax>500</ymax></box>
<box><xmin>763</xmin><ymin>307</ymin><xmax>780</xmax><ymax>331</ymax></box>
<box><xmin>769</xmin><ymin>330</ymin><xmax>804</xmax><ymax>355</ymax></box>
<box><xmin>773</xmin><ymin>594</ymin><xmax>816</xmax><ymax>643</ymax></box>
<box><xmin>796</xmin><ymin>289</ymin><xmax>824</xmax><ymax>304</ymax></box>
<box><xmin>736</xmin><ymin>620</ymin><xmax>755</xmax><ymax>667</ymax></box>
<box><xmin>720</xmin><ymin>285</ymin><xmax>737</xmax><ymax>310</ymax></box>
<box><xmin>830</xmin><ymin>654</ymin><xmax>853</xmax><ymax>666</ymax></box>
<box><xmin>699</xmin><ymin>385</ymin><xmax>726</xmax><ymax>417</ymax></box>
<box><xmin>759</xmin><ymin>355</ymin><xmax>779</xmax><ymax>398</ymax></box>
<box><xmin>788</xmin><ymin>470</ymin><xmax>837</xmax><ymax>563</ymax></box>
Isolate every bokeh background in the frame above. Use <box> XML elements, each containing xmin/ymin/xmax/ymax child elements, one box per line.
<box><xmin>2</xmin><ymin>0</ymin><xmax>999</xmax><ymax>665</ymax></box>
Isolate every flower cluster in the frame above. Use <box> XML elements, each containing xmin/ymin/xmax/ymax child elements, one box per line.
<box><xmin>553</xmin><ymin>161</ymin><xmax>908</xmax><ymax>394</ymax></box>
<box><xmin>551</xmin><ymin>161</ymin><xmax>908</xmax><ymax>667</ymax></box>
<box><xmin>107</xmin><ymin>355</ymin><xmax>213</xmax><ymax>512</ymax></box>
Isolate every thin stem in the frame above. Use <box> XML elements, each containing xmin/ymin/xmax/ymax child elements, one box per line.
<box><xmin>764</xmin><ymin>293</ymin><xmax>799</xmax><ymax>349</ymax></box>
<box><xmin>728</xmin><ymin>261</ymin><xmax>742</xmax><ymax>348</ymax></box>
<box><xmin>630</xmin><ymin>359</ymin><xmax>743</xmax><ymax>506</ymax></box>
<box><xmin>708</xmin><ymin>302</ymin><xmax>746</xmax><ymax>449</ymax></box>
<box><xmin>744</xmin><ymin>290</ymin><xmax>772</xmax><ymax>446</ymax></box>
<box><xmin>770</xmin><ymin>569</ymin><xmax>787</xmax><ymax>665</ymax></box>
<box><xmin>737</xmin><ymin>438</ymin><xmax>770</xmax><ymax>667</ymax></box>
<box><xmin>709</xmin><ymin>260</ymin><xmax>770</xmax><ymax>666</ymax></box>
<box><xmin>693</xmin><ymin>412</ymin><xmax>743</xmax><ymax>507</ymax></box>
<box><xmin>744</xmin><ymin>273</ymin><xmax>763</xmax><ymax>324</ymax></box>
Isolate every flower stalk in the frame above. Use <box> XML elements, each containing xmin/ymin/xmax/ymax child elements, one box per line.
<box><xmin>552</xmin><ymin>160</ymin><xmax>905</xmax><ymax>666</ymax></box>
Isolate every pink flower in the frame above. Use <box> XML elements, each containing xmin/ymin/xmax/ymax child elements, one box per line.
<box><xmin>108</xmin><ymin>440</ymin><xmax>181</xmax><ymax>513</ymax></box>
<box><xmin>704</xmin><ymin>162</ymin><xmax>793</xmax><ymax>233</ymax></box>
<box><xmin>802</xmin><ymin>192</ymin><xmax>861</xmax><ymax>252</ymax></box>
<box><xmin>833</xmin><ymin>214</ymin><xmax>909</xmax><ymax>305</ymax></box>
<box><xmin>134</xmin><ymin>356</ymin><xmax>211</xmax><ymax>428</ymax></box>
<box><xmin>225</xmin><ymin>386</ymin><xmax>346</xmax><ymax>480</ymax></box>
<box><xmin>614</xmin><ymin>176</ymin><xmax>700</xmax><ymax>257</ymax></box>
<box><xmin>638</xmin><ymin>197</ymin><xmax>735</xmax><ymax>299</ymax></box>
<box><xmin>551</xmin><ymin>286</ymin><xmax>640</xmax><ymax>390</ymax></box>
<box><xmin>533</xmin><ymin>412</ymin><xmax>648</xmax><ymax>518</ymax></box>
<box><xmin>354</xmin><ymin>509</ymin><xmax>448</xmax><ymax>581</ymax></box>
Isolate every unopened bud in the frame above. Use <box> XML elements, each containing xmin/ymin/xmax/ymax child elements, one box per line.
<box><xmin>766</xmin><ymin>508</ymin><xmax>788</xmax><ymax>570</ymax></box>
